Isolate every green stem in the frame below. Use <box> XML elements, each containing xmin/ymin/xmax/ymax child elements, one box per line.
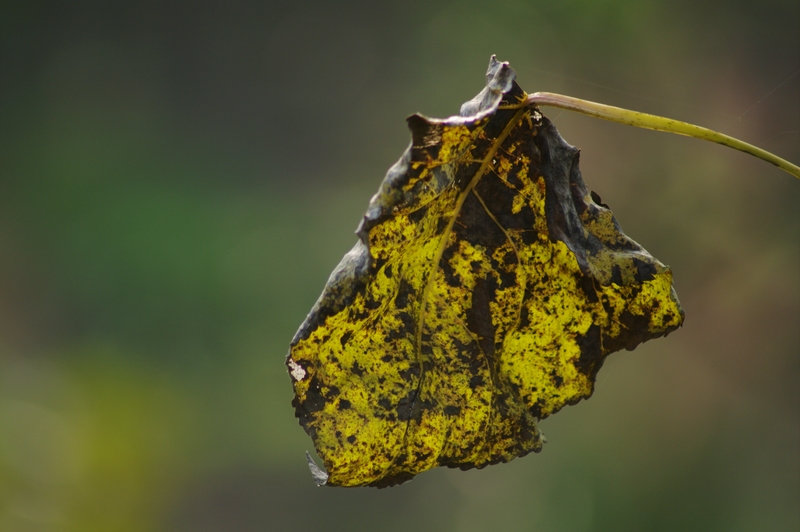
<box><xmin>526</xmin><ymin>92</ymin><xmax>800</xmax><ymax>180</ymax></box>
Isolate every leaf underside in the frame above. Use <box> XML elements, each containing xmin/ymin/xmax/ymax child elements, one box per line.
<box><xmin>287</xmin><ymin>57</ymin><xmax>684</xmax><ymax>488</ymax></box>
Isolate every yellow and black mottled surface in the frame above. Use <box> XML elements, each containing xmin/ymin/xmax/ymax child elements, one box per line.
<box><xmin>287</xmin><ymin>57</ymin><xmax>684</xmax><ymax>488</ymax></box>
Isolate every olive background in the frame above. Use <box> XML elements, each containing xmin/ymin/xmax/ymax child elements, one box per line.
<box><xmin>1</xmin><ymin>1</ymin><xmax>798</xmax><ymax>530</ymax></box>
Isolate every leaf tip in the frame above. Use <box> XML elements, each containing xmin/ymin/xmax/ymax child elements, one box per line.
<box><xmin>305</xmin><ymin>451</ymin><xmax>329</xmax><ymax>487</ymax></box>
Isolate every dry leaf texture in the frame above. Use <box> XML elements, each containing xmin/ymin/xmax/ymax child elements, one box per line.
<box><xmin>287</xmin><ymin>57</ymin><xmax>684</xmax><ymax>487</ymax></box>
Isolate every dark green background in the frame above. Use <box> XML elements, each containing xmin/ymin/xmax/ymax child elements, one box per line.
<box><xmin>1</xmin><ymin>1</ymin><xmax>798</xmax><ymax>530</ymax></box>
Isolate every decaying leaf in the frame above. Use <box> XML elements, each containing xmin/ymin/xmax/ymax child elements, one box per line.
<box><xmin>287</xmin><ymin>56</ymin><xmax>684</xmax><ymax>488</ymax></box>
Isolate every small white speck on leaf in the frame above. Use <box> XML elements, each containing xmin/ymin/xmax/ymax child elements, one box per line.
<box><xmin>288</xmin><ymin>359</ymin><xmax>306</xmax><ymax>381</ymax></box>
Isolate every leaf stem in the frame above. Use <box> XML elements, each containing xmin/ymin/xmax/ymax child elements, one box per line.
<box><xmin>526</xmin><ymin>92</ymin><xmax>800</xmax><ymax>180</ymax></box>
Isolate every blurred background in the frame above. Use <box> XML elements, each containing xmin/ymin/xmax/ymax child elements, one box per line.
<box><xmin>1</xmin><ymin>1</ymin><xmax>798</xmax><ymax>530</ymax></box>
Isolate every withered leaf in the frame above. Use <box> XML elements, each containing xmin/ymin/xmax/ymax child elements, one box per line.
<box><xmin>287</xmin><ymin>56</ymin><xmax>684</xmax><ymax>488</ymax></box>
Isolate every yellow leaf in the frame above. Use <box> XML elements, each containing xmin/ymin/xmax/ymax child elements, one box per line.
<box><xmin>287</xmin><ymin>57</ymin><xmax>684</xmax><ymax>488</ymax></box>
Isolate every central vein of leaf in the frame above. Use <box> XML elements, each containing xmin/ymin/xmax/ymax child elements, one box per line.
<box><xmin>415</xmin><ymin>107</ymin><xmax>529</xmax><ymax>373</ymax></box>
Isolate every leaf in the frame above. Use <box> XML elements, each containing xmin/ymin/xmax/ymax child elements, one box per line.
<box><xmin>287</xmin><ymin>56</ymin><xmax>684</xmax><ymax>488</ymax></box>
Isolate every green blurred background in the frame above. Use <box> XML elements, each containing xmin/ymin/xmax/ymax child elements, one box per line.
<box><xmin>1</xmin><ymin>1</ymin><xmax>798</xmax><ymax>530</ymax></box>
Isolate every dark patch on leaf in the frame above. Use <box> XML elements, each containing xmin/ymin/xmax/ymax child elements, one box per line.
<box><xmin>396</xmin><ymin>390</ymin><xmax>417</xmax><ymax>422</ymax></box>
<box><xmin>340</xmin><ymin>331</ymin><xmax>352</xmax><ymax>348</ymax></box>
<box><xmin>466</xmin><ymin>275</ymin><xmax>498</xmax><ymax>362</ymax></box>
<box><xmin>407</xmin><ymin>205</ymin><xmax>428</xmax><ymax>225</ymax></box>
<box><xmin>444</xmin><ymin>405</ymin><xmax>462</xmax><ymax>416</ymax></box>
<box><xmin>634</xmin><ymin>257</ymin><xmax>657</xmax><ymax>282</ymax></box>
<box><xmin>575</xmin><ymin>324</ymin><xmax>604</xmax><ymax>380</ymax></box>
<box><xmin>394</xmin><ymin>278</ymin><xmax>414</xmax><ymax>309</ymax></box>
